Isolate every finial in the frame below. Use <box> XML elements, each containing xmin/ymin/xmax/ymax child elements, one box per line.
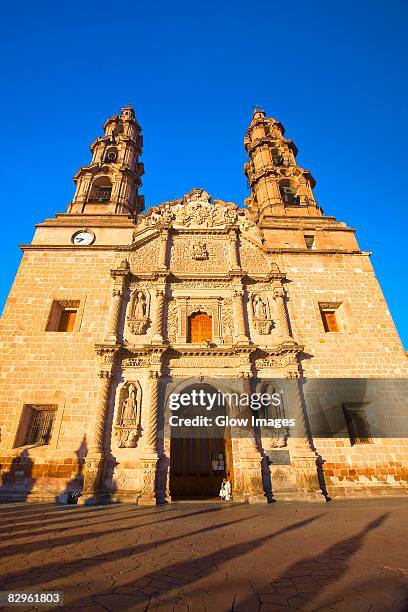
<box><xmin>252</xmin><ymin>105</ymin><xmax>264</xmax><ymax>114</ymax></box>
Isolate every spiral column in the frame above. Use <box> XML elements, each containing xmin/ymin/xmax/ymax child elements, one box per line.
<box><xmin>232</xmin><ymin>288</ymin><xmax>249</xmax><ymax>344</ymax></box>
<box><xmin>104</xmin><ymin>260</ymin><xmax>129</xmax><ymax>343</ymax></box>
<box><xmin>273</xmin><ymin>283</ymin><xmax>292</xmax><ymax>340</ymax></box>
<box><xmin>285</xmin><ymin>375</ymin><xmax>323</xmax><ymax>498</ymax></box>
<box><xmin>152</xmin><ymin>289</ymin><xmax>165</xmax><ymax>343</ymax></box>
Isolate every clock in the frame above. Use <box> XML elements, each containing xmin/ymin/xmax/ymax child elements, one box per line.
<box><xmin>72</xmin><ymin>230</ymin><xmax>95</xmax><ymax>246</ymax></box>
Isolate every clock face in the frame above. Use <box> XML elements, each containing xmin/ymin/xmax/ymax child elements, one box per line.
<box><xmin>72</xmin><ymin>231</ymin><xmax>95</xmax><ymax>246</ymax></box>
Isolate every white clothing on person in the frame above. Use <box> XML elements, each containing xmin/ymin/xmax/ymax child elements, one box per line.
<box><xmin>219</xmin><ymin>480</ymin><xmax>232</xmax><ymax>501</ymax></box>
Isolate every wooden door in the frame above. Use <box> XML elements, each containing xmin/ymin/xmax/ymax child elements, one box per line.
<box><xmin>188</xmin><ymin>312</ymin><xmax>212</xmax><ymax>343</ymax></box>
<box><xmin>170</xmin><ymin>436</ymin><xmax>225</xmax><ymax>498</ymax></box>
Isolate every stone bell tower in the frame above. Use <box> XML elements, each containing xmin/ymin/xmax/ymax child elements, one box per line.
<box><xmin>68</xmin><ymin>106</ymin><xmax>145</xmax><ymax>216</ymax></box>
<box><xmin>244</xmin><ymin>107</ymin><xmax>320</xmax><ymax>219</ymax></box>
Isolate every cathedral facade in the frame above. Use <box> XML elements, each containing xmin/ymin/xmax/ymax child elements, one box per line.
<box><xmin>0</xmin><ymin>107</ymin><xmax>407</xmax><ymax>503</ymax></box>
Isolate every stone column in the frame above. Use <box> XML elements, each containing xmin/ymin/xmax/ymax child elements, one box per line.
<box><xmin>232</xmin><ymin>288</ymin><xmax>249</xmax><ymax>345</ymax></box>
<box><xmin>273</xmin><ymin>282</ymin><xmax>292</xmax><ymax>341</ymax></box>
<box><xmin>90</xmin><ymin>369</ymin><xmax>113</xmax><ymax>453</ymax></box>
<box><xmin>104</xmin><ymin>260</ymin><xmax>129</xmax><ymax>343</ymax></box>
<box><xmin>285</xmin><ymin>375</ymin><xmax>323</xmax><ymax>499</ymax></box>
<box><xmin>229</xmin><ymin>229</ymin><xmax>240</xmax><ymax>270</ymax></box>
<box><xmin>145</xmin><ymin>372</ymin><xmax>160</xmax><ymax>455</ymax></box>
<box><xmin>82</xmin><ymin>347</ymin><xmax>117</xmax><ymax>499</ymax></box>
<box><xmin>152</xmin><ymin>289</ymin><xmax>165</xmax><ymax>344</ymax></box>
<box><xmin>235</xmin><ymin>373</ymin><xmax>264</xmax><ymax>502</ymax></box>
<box><xmin>158</xmin><ymin>230</ymin><xmax>169</xmax><ymax>270</ymax></box>
<box><xmin>139</xmin><ymin>371</ymin><xmax>161</xmax><ymax>504</ymax></box>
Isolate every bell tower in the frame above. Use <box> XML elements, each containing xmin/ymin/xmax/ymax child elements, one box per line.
<box><xmin>68</xmin><ymin>106</ymin><xmax>144</xmax><ymax>215</ymax></box>
<box><xmin>244</xmin><ymin>108</ymin><xmax>321</xmax><ymax>218</ymax></box>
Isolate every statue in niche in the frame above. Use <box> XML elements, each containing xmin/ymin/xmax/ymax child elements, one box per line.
<box><xmin>115</xmin><ymin>382</ymin><xmax>141</xmax><ymax>448</ymax></box>
<box><xmin>253</xmin><ymin>295</ymin><xmax>267</xmax><ymax>319</ymax></box>
<box><xmin>252</xmin><ymin>294</ymin><xmax>273</xmax><ymax>335</ymax></box>
<box><xmin>134</xmin><ymin>292</ymin><xmax>146</xmax><ymax>319</ymax></box>
<box><xmin>121</xmin><ymin>383</ymin><xmax>137</xmax><ymax>426</ymax></box>
<box><xmin>127</xmin><ymin>290</ymin><xmax>149</xmax><ymax>335</ymax></box>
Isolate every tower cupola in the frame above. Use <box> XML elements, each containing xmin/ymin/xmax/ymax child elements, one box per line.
<box><xmin>68</xmin><ymin>106</ymin><xmax>144</xmax><ymax>215</ymax></box>
<box><xmin>244</xmin><ymin>108</ymin><xmax>320</xmax><ymax>218</ymax></box>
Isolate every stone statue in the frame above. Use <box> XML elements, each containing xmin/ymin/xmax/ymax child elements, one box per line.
<box><xmin>252</xmin><ymin>294</ymin><xmax>273</xmax><ymax>335</ymax></box>
<box><xmin>121</xmin><ymin>383</ymin><xmax>138</xmax><ymax>427</ymax></box>
<box><xmin>115</xmin><ymin>382</ymin><xmax>141</xmax><ymax>448</ymax></box>
<box><xmin>134</xmin><ymin>291</ymin><xmax>146</xmax><ymax>319</ymax></box>
<box><xmin>128</xmin><ymin>290</ymin><xmax>149</xmax><ymax>335</ymax></box>
<box><xmin>253</xmin><ymin>295</ymin><xmax>267</xmax><ymax>319</ymax></box>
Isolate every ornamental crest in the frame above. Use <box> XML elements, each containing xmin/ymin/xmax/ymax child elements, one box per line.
<box><xmin>135</xmin><ymin>188</ymin><xmax>263</xmax><ymax>240</ymax></box>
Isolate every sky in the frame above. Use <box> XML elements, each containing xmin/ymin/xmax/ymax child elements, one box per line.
<box><xmin>1</xmin><ymin>0</ymin><xmax>407</xmax><ymax>347</ymax></box>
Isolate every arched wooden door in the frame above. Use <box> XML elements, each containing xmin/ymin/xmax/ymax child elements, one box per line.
<box><xmin>188</xmin><ymin>312</ymin><xmax>212</xmax><ymax>343</ymax></box>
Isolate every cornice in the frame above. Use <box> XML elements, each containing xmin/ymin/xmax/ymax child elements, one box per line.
<box><xmin>264</xmin><ymin>248</ymin><xmax>368</xmax><ymax>256</ymax></box>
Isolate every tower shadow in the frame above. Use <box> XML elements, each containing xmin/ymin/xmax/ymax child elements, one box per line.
<box><xmin>0</xmin><ymin>449</ymin><xmax>36</xmax><ymax>502</ymax></box>
<box><xmin>56</xmin><ymin>435</ymin><xmax>88</xmax><ymax>503</ymax></box>
<box><xmin>235</xmin><ymin>512</ymin><xmax>390</xmax><ymax>610</ymax></box>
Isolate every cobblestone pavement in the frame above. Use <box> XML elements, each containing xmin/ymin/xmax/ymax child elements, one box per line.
<box><xmin>0</xmin><ymin>498</ymin><xmax>407</xmax><ymax>611</ymax></box>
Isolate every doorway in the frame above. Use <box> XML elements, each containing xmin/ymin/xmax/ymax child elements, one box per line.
<box><xmin>170</xmin><ymin>435</ymin><xmax>226</xmax><ymax>499</ymax></box>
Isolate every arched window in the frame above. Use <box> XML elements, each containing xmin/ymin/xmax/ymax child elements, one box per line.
<box><xmin>187</xmin><ymin>312</ymin><xmax>212</xmax><ymax>343</ymax></box>
<box><xmin>279</xmin><ymin>180</ymin><xmax>300</xmax><ymax>206</ymax></box>
<box><xmin>89</xmin><ymin>177</ymin><xmax>112</xmax><ymax>203</ymax></box>
<box><xmin>271</xmin><ymin>149</ymin><xmax>283</xmax><ymax>166</ymax></box>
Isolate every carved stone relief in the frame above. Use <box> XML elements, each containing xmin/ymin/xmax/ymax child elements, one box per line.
<box><xmin>171</xmin><ymin>237</ymin><xmax>229</xmax><ymax>273</ymax></box>
<box><xmin>127</xmin><ymin>290</ymin><xmax>150</xmax><ymax>335</ymax></box>
<box><xmin>220</xmin><ymin>299</ymin><xmax>233</xmax><ymax>343</ymax></box>
<box><xmin>114</xmin><ymin>381</ymin><xmax>142</xmax><ymax>448</ymax></box>
<box><xmin>250</xmin><ymin>293</ymin><xmax>273</xmax><ymax>335</ymax></box>
<box><xmin>134</xmin><ymin>189</ymin><xmax>266</xmax><ymax>241</ymax></box>
<box><xmin>166</xmin><ymin>300</ymin><xmax>178</xmax><ymax>343</ymax></box>
<box><xmin>129</xmin><ymin>238</ymin><xmax>161</xmax><ymax>272</ymax></box>
<box><xmin>239</xmin><ymin>241</ymin><xmax>271</xmax><ymax>273</ymax></box>
<box><xmin>192</xmin><ymin>242</ymin><xmax>209</xmax><ymax>260</ymax></box>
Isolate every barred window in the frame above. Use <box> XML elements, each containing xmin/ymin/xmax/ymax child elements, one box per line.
<box><xmin>343</xmin><ymin>405</ymin><xmax>372</xmax><ymax>445</ymax></box>
<box><xmin>24</xmin><ymin>405</ymin><xmax>57</xmax><ymax>446</ymax></box>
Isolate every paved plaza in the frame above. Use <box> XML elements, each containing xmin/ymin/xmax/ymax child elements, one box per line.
<box><xmin>0</xmin><ymin>498</ymin><xmax>407</xmax><ymax>611</ymax></box>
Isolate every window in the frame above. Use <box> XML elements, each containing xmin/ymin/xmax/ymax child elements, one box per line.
<box><xmin>188</xmin><ymin>312</ymin><xmax>212</xmax><ymax>343</ymax></box>
<box><xmin>343</xmin><ymin>405</ymin><xmax>372</xmax><ymax>445</ymax></box>
<box><xmin>24</xmin><ymin>405</ymin><xmax>56</xmax><ymax>446</ymax></box>
<box><xmin>319</xmin><ymin>305</ymin><xmax>340</xmax><ymax>332</ymax></box>
<box><xmin>88</xmin><ymin>177</ymin><xmax>112</xmax><ymax>203</ymax></box>
<box><xmin>46</xmin><ymin>300</ymin><xmax>80</xmax><ymax>332</ymax></box>
<box><xmin>93</xmin><ymin>186</ymin><xmax>112</xmax><ymax>202</ymax></box>
<box><xmin>304</xmin><ymin>235</ymin><xmax>315</xmax><ymax>249</ymax></box>
<box><xmin>272</xmin><ymin>150</ymin><xmax>284</xmax><ymax>166</ymax></box>
<box><xmin>279</xmin><ymin>182</ymin><xmax>300</xmax><ymax>206</ymax></box>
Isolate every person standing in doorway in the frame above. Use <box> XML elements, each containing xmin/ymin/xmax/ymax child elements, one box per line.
<box><xmin>219</xmin><ymin>477</ymin><xmax>232</xmax><ymax>501</ymax></box>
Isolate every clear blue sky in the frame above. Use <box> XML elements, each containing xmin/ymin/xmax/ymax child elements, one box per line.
<box><xmin>1</xmin><ymin>1</ymin><xmax>407</xmax><ymax>347</ymax></box>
